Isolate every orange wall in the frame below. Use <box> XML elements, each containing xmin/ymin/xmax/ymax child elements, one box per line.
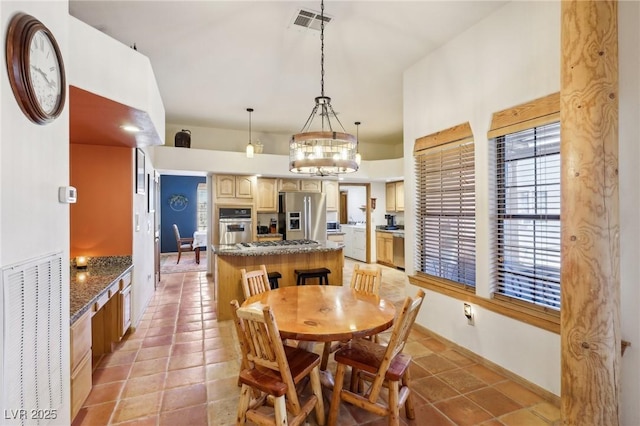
<box><xmin>70</xmin><ymin>144</ymin><xmax>133</xmax><ymax>257</ymax></box>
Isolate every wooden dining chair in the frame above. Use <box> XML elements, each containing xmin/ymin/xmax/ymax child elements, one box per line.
<box><xmin>320</xmin><ymin>263</ymin><xmax>383</xmax><ymax>370</ymax></box>
<box><xmin>172</xmin><ymin>224</ymin><xmax>194</xmax><ymax>264</ymax></box>
<box><xmin>232</xmin><ymin>302</ymin><xmax>326</xmax><ymax>426</ymax></box>
<box><xmin>240</xmin><ymin>265</ymin><xmax>270</xmax><ymax>300</ymax></box>
<box><xmin>327</xmin><ymin>289</ymin><xmax>425</xmax><ymax>426</ymax></box>
<box><xmin>350</xmin><ymin>263</ymin><xmax>382</xmax><ymax>294</ymax></box>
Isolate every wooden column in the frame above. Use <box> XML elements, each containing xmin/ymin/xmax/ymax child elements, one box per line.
<box><xmin>560</xmin><ymin>1</ymin><xmax>620</xmax><ymax>425</ymax></box>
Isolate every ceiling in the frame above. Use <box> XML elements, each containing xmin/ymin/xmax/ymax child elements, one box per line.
<box><xmin>68</xmin><ymin>0</ymin><xmax>506</xmax><ymax>148</ymax></box>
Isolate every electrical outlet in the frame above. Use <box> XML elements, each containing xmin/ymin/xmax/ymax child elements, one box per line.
<box><xmin>464</xmin><ymin>303</ymin><xmax>474</xmax><ymax>326</ymax></box>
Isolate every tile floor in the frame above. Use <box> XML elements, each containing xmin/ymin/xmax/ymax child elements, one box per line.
<box><xmin>72</xmin><ymin>259</ymin><xmax>561</xmax><ymax>426</ymax></box>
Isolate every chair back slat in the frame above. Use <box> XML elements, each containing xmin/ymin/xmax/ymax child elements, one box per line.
<box><xmin>367</xmin><ymin>289</ymin><xmax>425</xmax><ymax>403</ymax></box>
<box><xmin>234</xmin><ymin>304</ymin><xmax>303</xmax><ymax>413</ymax></box>
<box><xmin>241</xmin><ymin>265</ymin><xmax>271</xmax><ymax>300</ymax></box>
<box><xmin>350</xmin><ymin>264</ymin><xmax>382</xmax><ymax>294</ymax></box>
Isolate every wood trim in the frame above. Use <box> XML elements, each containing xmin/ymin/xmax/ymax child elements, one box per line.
<box><xmin>560</xmin><ymin>1</ymin><xmax>619</xmax><ymax>423</ymax></box>
<box><xmin>408</xmin><ymin>274</ymin><xmax>560</xmax><ymax>334</ymax></box>
<box><xmin>414</xmin><ymin>122</ymin><xmax>473</xmax><ymax>153</ymax></box>
<box><xmin>488</xmin><ymin>92</ymin><xmax>560</xmax><ymax>138</ymax></box>
<box><xmin>411</xmin><ymin>323</ymin><xmax>561</xmax><ymax>407</ymax></box>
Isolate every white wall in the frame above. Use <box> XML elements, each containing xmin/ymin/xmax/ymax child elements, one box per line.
<box><xmin>340</xmin><ymin>185</ymin><xmax>367</xmax><ymax>223</ymax></box>
<box><xmin>165</xmin><ymin>122</ymin><xmax>401</xmax><ymax>161</ymax></box>
<box><xmin>404</xmin><ymin>0</ymin><xmax>562</xmax><ymax>395</ymax></box>
<box><xmin>404</xmin><ymin>3</ymin><xmax>640</xmax><ymax>423</ymax></box>
<box><xmin>1</xmin><ymin>2</ymin><xmax>71</xmax><ymax>424</ymax></box>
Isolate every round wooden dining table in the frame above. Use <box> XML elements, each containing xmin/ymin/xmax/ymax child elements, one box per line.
<box><xmin>241</xmin><ymin>285</ymin><xmax>397</xmax><ymax>342</ymax></box>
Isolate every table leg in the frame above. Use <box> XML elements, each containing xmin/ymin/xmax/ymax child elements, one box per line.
<box><xmin>195</xmin><ymin>247</ymin><xmax>200</xmax><ymax>264</ymax></box>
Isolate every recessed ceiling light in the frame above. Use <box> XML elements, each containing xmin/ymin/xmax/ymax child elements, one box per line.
<box><xmin>121</xmin><ymin>125</ymin><xmax>141</xmax><ymax>133</ymax></box>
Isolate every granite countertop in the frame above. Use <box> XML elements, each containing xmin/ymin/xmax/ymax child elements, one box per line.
<box><xmin>70</xmin><ymin>256</ymin><xmax>133</xmax><ymax>325</ymax></box>
<box><xmin>256</xmin><ymin>233</ymin><xmax>283</xmax><ymax>238</ymax></box>
<box><xmin>213</xmin><ymin>240</ymin><xmax>344</xmax><ymax>257</ymax></box>
<box><xmin>376</xmin><ymin>227</ymin><xmax>405</xmax><ymax>235</ymax></box>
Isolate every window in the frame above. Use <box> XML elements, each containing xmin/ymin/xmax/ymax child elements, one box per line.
<box><xmin>415</xmin><ymin>123</ymin><xmax>475</xmax><ymax>288</ymax></box>
<box><xmin>197</xmin><ymin>183</ymin><xmax>207</xmax><ymax>231</ymax></box>
<box><xmin>493</xmin><ymin>121</ymin><xmax>561</xmax><ymax>310</ymax></box>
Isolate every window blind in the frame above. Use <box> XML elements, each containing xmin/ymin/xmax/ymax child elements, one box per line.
<box><xmin>493</xmin><ymin>121</ymin><xmax>561</xmax><ymax>310</ymax></box>
<box><xmin>415</xmin><ymin>138</ymin><xmax>476</xmax><ymax>287</ymax></box>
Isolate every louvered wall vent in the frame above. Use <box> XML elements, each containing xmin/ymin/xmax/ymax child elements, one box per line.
<box><xmin>291</xmin><ymin>8</ymin><xmax>332</xmax><ymax>31</ymax></box>
<box><xmin>2</xmin><ymin>252</ymin><xmax>64</xmax><ymax>426</ymax></box>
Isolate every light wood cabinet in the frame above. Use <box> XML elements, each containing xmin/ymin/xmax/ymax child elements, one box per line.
<box><xmin>300</xmin><ymin>179</ymin><xmax>322</xmax><ymax>192</ymax></box>
<box><xmin>216</xmin><ymin>175</ymin><xmax>254</xmax><ymax>199</ymax></box>
<box><xmin>236</xmin><ymin>176</ymin><xmax>254</xmax><ymax>198</ymax></box>
<box><xmin>385</xmin><ymin>181</ymin><xmax>404</xmax><ymax>212</ymax></box>
<box><xmin>256</xmin><ymin>178</ymin><xmax>278</xmax><ymax>212</ymax></box>
<box><xmin>376</xmin><ymin>231</ymin><xmax>394</xmax><ymax>266</ymax></box>
<box><xmin>71</xmin><ymin>310</ymin><xmax>92</xmax><ymax>421</ymax></box>
<box><xmin>395</xmin><ymin>181</ymin><xmax>404</xmax><ymax>212</ymax></box>
<box><xmin>216</xmin><ymin>175</ymin><xmax>236</xmax><ymax>198</ymax></box>
<box><xmin>322</xmin><ymin>180</ymin><xmax>340</xmax><ymax>212</ymax></box>
<box><xmin>278</xmin><ymin>178</ymin><xmax>300</xmax><ymax>192</ymax></box>
<box><xmin>277</xmin><ymin>178</ymin><xmax>322</xmax><ymax>192</ymax></box>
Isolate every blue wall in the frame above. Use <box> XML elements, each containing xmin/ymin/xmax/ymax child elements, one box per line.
<box><xmin>160</xmin><ymin>175</ymin><xmax>206</xmax><ymax>253</ymax></box>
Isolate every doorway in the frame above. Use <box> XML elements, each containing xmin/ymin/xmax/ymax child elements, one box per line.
<box><xmin>339</xmin><ymin>191</ymin><xmax>348</xmax><ymax>224</ymax></box>
<box><xmin>338</xmin><ymin>183</ymin><xmax>372</xmax><ymax>263</ymax></box>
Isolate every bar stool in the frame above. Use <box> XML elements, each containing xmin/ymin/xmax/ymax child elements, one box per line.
<box><xmin>295</xmin><ymin>268</ymin><xmax>331</xmax><ymax>286</ymax></box>
<box><xmin>267</xmin><ymin>271</ymin><xmax>282</xmax><ymax>289</ymax></box>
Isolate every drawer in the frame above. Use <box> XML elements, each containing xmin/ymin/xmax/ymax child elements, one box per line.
<box><xmin>70</xmin><ymin>310</ymin><xmax>91</xmax><ymax>371</ymax></box>
<box><xmin>107</xmin><ymin>281</ymin><xmax>119</xmax><ymax>298</ymax></box>
<box><xmin>93</xmin><ymin>291</ymin><xmax>110</xmax><ymax>314</ymax></box>
<box><xmin>71</xmin><ymin>350</ymin><xmax>92</xmax><ymax>421</ymax></box>
<box><xmin>119</xmin><ymin>273</ymin><xmax>132</xmax><ymax>290</ymax></box>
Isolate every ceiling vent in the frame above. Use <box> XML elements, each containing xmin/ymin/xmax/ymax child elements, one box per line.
<box><xmin>291</xmin><ymin>8</ymin><xmax>332</xmax><ymax>31</ymax></box>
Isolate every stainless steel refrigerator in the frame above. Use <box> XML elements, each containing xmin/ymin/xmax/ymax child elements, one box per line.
<box><xmin>278</xmin><ymin>192</ymin><xmax>327</xmax><ymax>241</ymax></box>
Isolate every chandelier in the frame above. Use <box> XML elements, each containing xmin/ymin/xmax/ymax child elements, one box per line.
<box><xmin>289</xmin><ymin>0</ymin><xmax>358</xmax><ymax>176</ymax></box>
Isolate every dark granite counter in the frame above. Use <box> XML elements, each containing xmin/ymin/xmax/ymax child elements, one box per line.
<box><xmin>70</xmin><ymin>256</ymin><xmax>133</xmax><ymax>325</ymax></box>
<box><xmin>212</xmin><ymin>240</ymin><xmax>343</xmax><ymax>257</ymax></box>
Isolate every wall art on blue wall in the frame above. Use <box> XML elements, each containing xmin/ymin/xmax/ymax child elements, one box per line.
<box><xmin>160</xmin><ymin>175</ymin><xmax>206</xmax><ymax>253</ymax></box>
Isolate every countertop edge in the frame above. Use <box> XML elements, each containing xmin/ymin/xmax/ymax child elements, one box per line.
<box><xmin>70</xmin><ymin>264</ymin><xmax>134</xmax><ymax>325</ymax></box>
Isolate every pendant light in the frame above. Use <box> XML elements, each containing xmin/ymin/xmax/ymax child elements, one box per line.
<box><xmin>246</xmin><ymin>107</ymin><xmax>254</xmax><ymax>158</ymax></box>
<box><xmin>289</xmin><ymin>0</ymin><xmax>358</xmax><ymax>176</ymax></box>
<box><xmin>355</xmin><ymin>121</ymin><xmax>362</xmax><ymax>166</ymax></box>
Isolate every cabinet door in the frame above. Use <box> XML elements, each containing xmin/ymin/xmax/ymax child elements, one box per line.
<box><xmin>385</xmin><ymin>182</ymin><xmax>397</xmax><ymax>212</ymax></box>
<box><xmin>300</xmin><ymin>179</ymin><xmax>321</xmax><ymax>192</ymax></box>
<box><xmin>384</xmin><ymin>235</ymin><xmax>394</xmax><ymax>264</ymax></box>
<box><xmin>235</xmin><ymin>176</ymin><xmax>254</xmax><ymax>198</ymax></box>
<box><xmin>278</xmin><ymin>178</ymin><xmax>300</xmax><ymax>192</ymax></box>
<box><xmin>256</xmin><ymin>178</ymin><xmax>278</xmax><ymax>212</ymax></box>
<box><xmin>376</xmin><ymin>233</ymin><xmax>385</xmax><ymax>263</ymax></box>
<box><xmin>322</xmin><ymin>181</ymin><xmax>339</xmax><ymax>212</ymax></box>
<box><xmin>216</xmin><ymin>175</ymin><xmax>236</xmax><ymax>198</ymax></box>
<box><xmin>119</xmin><ymin>285</ymin><xmax>132</xmax><ymax>339</ymax></box>
<box><xmin>395</xmin><ymin>181</ymin><xmax>405</xmax><ymax>212</ymax></box>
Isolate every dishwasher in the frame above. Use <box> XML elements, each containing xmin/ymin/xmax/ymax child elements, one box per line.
<box><xmin>393</xmin><ymin>233</ymin><xmax>405</xmax><ymax>269</ymax></box>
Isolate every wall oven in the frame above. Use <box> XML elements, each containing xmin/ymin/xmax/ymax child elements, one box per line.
<box><xmin>218</xmin><ymin>207</ymin><xmax>252</xmax><ymax>245</ymax></box>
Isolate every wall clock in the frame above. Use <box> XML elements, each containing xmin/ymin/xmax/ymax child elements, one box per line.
<box><xmin>5</xmin><ymin>13</ymin><xmax>66</xmax><ymax>124</ymax></box>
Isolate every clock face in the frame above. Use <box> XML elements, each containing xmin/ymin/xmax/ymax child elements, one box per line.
<box><xmin>28</xmin><ymin>29</ymin><xmax>62</xmax><ymax>115</ymax></box>
<box><xmin>5</xmin><ymin>13</ymin><xmax>66</xmax><ymax>124</ymax></box>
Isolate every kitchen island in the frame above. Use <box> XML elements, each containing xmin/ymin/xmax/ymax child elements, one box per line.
<box><xmin>213</xmin><ymin>240</ymin><xmax>344</xmax><ymax>320</ymax></box>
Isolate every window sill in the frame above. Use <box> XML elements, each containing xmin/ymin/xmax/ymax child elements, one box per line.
<box><xmin>408</xmin><ymin>274</ymin><xmax>560</xmax><ymax>334</ymax></box>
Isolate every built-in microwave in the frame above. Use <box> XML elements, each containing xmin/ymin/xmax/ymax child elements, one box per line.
<box><xmin>327</xmin><ymin>221</ymin><xmax>340</xmax><ymax>233</ymax></box>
